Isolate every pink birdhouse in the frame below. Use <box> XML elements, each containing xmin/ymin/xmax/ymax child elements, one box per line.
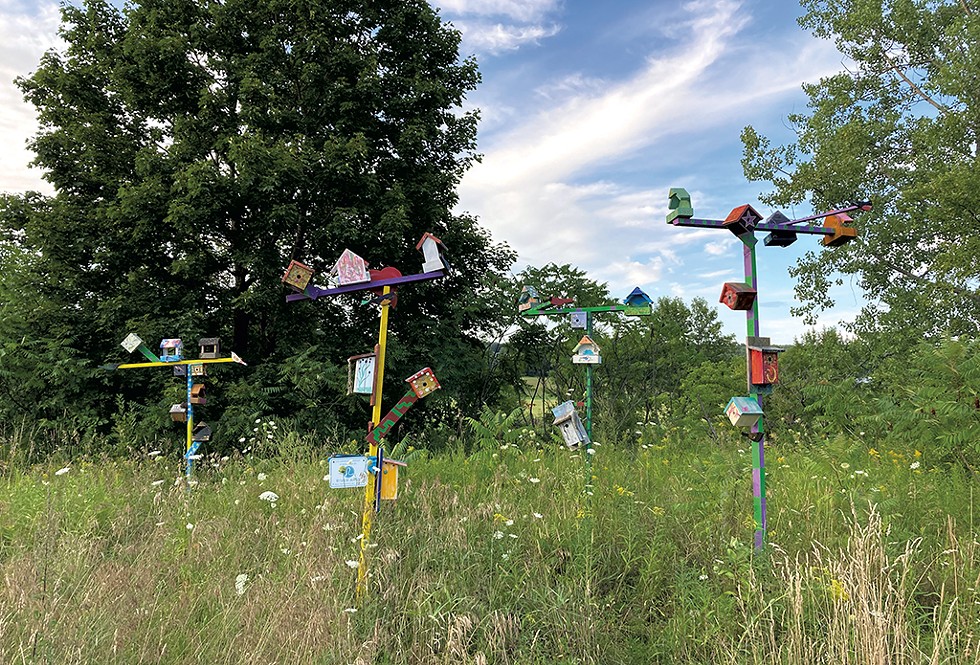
<box><xmin>331</xmin><ymin>249</ymin><xmax>371</xmax><ymax>286</ymax></box>
<box><xmin>406</xmin><ymin>367</ymin><xmax>441</xmax><ymax>398</ymax></box>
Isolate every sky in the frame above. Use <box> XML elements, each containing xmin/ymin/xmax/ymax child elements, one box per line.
<box><xmin>0</xmin><ymin>0</ymin><xmax>867</xmax><ymax>343</ymax></box>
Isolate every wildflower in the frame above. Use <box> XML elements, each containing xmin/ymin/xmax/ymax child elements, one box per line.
<box><xmin>186</xmin><ymin>523</ymin><xmax>194</xmax><ymax>530</ymax></box>
<box><xmin>840</xmin><ymin>462</ymin><xmax>850</xmax><ymax>470</ymax></box>
<box><xmin>493</xmin><ymin>513</ymin><xmax>508</xmax><ymax>522</ymax></box>
<box><xmin>343</xmin><ymin>607</ymin><xmax>357</xmax><ymax>613</ymax></box>
<box><xmin>235</xmin><ymin>573</ymin><xmax>249</xmax><ymax>595</ymax></box>
<box><xmin>587</xmin><ymin>448</ymin><xmax>596</xmax><ymax>455</ymax></box>
<box><xmin>910</xmin><ymin>461</ymin><xmax>921</xmax><ymax>470</ymax></box>
<box><xmin>533</xmin><ymin>512</ymin><xmax>543</xmax><ymax>519</ymax></box>
<box><xmin>239</xmin><ymin>437</ymin><xmax>246</xmax><ymax>443</ymax></box>
<box><xmin>698</xmin><ymin>574</ymin><xmax>708</xmax><ymax>581</ymax></box>
<box><xmin>913</xmin><ymin>449</ymin><xmax>922</xmax><ymax>458</ymax></box>
<box><xmin>148</xmin><ymin>450</ymin><xmax>161</xmax><ymax>457</ymax></box>
<box><xmin>345</xmin><ymin>560</ymin><xmax>359</xmax><ymax>569</ymax></box>
<box><xmin>508</xmin><ymin>533</ymin><xmax>518</xmax><ymax>539</ymax></box>
<box><xmin>829</xmin><ymin>578</ymin><xmax>849</xmax><ymax>602</ymax></box>
<box><xmin>868</xmin><ymin>448</ymin><xmax>880</xmax><ymax>457</ymax></box>
<box><xmin>151</xmin><ymin>479</ymin><xmax>165</xmax><ymax>487</ymax></box>
<box><xmin>493</xmin><ymin>531</ymin><xmax>504</xmax><ymax>540</ymax></box>
<box><xmin>55</xmin><ymin>467</ymin><xmax>70</xmax><ymax>476</ymax></box>
<box><xmin>651</xmin><ymin>506</ymin><xmax>666</xmax><ymax>516</ymax></box>
<box><xmin>257</xmin><ymin>472</ymin><xmax>267</xmax><ymax>481</ymax></box>
<box><xmin>259</xmin><ymin>490</ymin><xmax>279</xmax><ymax>502</ymax></box>
<box><xmin>776</xmin><ymin>456</ymin><xmax>785</xmax><ymax>464</ymax></box>
<box><xmin>255</xmin><ymin>418</ymin><xmax>261</xmax><ymax>424</ymax></box>
<box><xmin>854</xmin><ymin>470</ymin><xmax>867</xmax><ymax>476</ymax></box>
<box><xmin>529</xmin><ymin>477</ymin><xmax>540</xmax><ymax>483</ymax></box>
<box><xmin>505</xmin><ymin>519</ymin><xmax>514</xmax><ymax>527</ymax></box>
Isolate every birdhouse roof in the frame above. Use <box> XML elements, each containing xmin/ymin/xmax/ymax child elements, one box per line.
<box><xmin>160</xmin><ymin>338</ymin><xmax>182</xmax><ymax>348</ymax></box>
<box><xmin>415</xmin><ymin>232</ymin><xmax>444</xmax><ymax>250</ymax></box>
<box><xmin>331</xmin><ymin>248</ymin><xmax>369</xmax><ymax>272</ymax></box>
<box><xmin>726</xmin><ymin>396</ymin><xmax>763</xmax><ymax>414</ymax></box>
<box><xmin>747</xmin><ymin>344</ymin><xmax>785</xmax><ymax>354</ymax></box>
<box><xmin>405</xmin><ymin>367</ymin><xmax>437</xmax><ymax>384</ymax></box>
<box><xmin>198</xmin><ymin>337</ymin><xmax>219</xmax><ymax>346</ymax></box>
<box><xmin>573</xmin><ymin>335</ymin><xmax>599</xmax><ymax>352</ymax></box>
<box><xmin>624</xmin><ymin>287</ymin><xmax>652</xmax><ymax>305</ymax></box>
<box><xmin>725</xmin><ymin>204</ymin><xmax>763</xmax><ymax>225</ymax></box>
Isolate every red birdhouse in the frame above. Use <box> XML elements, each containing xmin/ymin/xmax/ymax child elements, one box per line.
<box><xmin>723</xmin><ymin>204</ymin><xmax>763</xmax><ymax>237</ymax></box>
<box><xmin>719</xmin><ymin>282</ymin><xmax>757</xmax><ymax>311</ymax></box>
<box><xmin>748</xmin><ymin>344</ymin><xmax>784</xmax><ymax>386</ymax></box>
<box><xmin>406</xmin><ymin>367</ymin><xmax>441</xmax><ymax>398</ymax></box>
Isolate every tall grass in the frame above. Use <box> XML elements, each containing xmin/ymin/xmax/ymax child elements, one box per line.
<box><xmin>1</xmin><ymin>423</ymin><xmax>978</xmax><ymax>663</ymax></box>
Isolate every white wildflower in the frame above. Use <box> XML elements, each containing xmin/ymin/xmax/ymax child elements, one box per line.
<box><xmin>55</xmin><ymin>467</ymin><xmax>70</xmax><ymax>476</ymax></box>
<box><xmin>910</xmin><ymin>461</ymin><xmax>921</xmax><ymax>470</ymax></box>
<box><xmin>529</xmin><ymin>477</ymin><xmax>540</xmax><ymax>484</ymax></box>
<box><xmin>533</xmin><ymin>512</ymin><xmax>543</xmax><ymax>519</ymax></box>
<box><xmin>259</xmin><ymin>490</ymin><xmax>279</xmax><ymax>502</ymax></box>
<box><xmin>151</xmin><ymin>479</ymin><xmax>165</xmax><ymax>487</ymax></box>
<box><xmin>493</xmin><ymin>531</ymin><xmax>504</xmax><ymax>540</ymax></box>
<box><xmin>186</xmin><ymin>523</ymin><xmax>194</xmax><ymax>530</ymax></box>
<box><xmin>257</xmin><ymin>472</ymin><xmax>267</xmax><ymax>481</ymax></box>
<box><xmin>343</xmin><ymin>608</ymin><xmax>357</xmax><ymax>613</ymax></box>
<box><xmin>148</xmin><ymin>450</ymin><xmax>161</xmax><ymax>457</ymax></box>
<box><xmin>345</xmin><ymin>560</ymin><xmax>359</xmax><ymax>569</ymax></box>
<box><xmin>235</xmin><ymin>573</ymin><xmax>249</xmax><ymax>595</ymax></box>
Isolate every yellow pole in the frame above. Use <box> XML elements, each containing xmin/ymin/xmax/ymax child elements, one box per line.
<box><xmin>356</xmin><ymin>286</ymin><xmax>390</xmax><ymax>601</ymax></box>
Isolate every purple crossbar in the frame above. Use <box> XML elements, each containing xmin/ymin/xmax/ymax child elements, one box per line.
<box><xmin>285</xmin><ymin>270</ymin><xmax>446</xmax><ymax>302</ymax></box>
<box><xmin>782</xmin><ymin>203</ymin><xmax>870</xmax><ymax>226</ymax></box>
<box><xmin>669</xmin><ymin>217</ymin><xmax>833</xmax><ymax>236</ymax></box>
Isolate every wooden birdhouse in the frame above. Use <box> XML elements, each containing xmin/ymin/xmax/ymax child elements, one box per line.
<box><xmin>821</xmin><ymin>213</ymin><xmax>857</xmax><ymax>247</ymax></box>
<box><xmin>723</xmin><ymin>204</ymin><xmax>763</xmax><ymax>237</ymax></box>
<box><xmin>720</xmin><ymin>282</ymin><xmax>757</xmax><ymax>311</ymax></box>
<box><xmin>747</xmin><ymin>339</ymin><xmax>784</xmax><ymax>386</ymax></box>
<box><xmin>761</xmin><ymin>211</ymin><xmax>798</xmax><ymax>247</ymax></box>
<box><xmin>552</xmin><ymin>401</ymin><xmax>590</xmax><ymax>448</ymax></box>
<box><xmin>190</xmin><ymin>363</ymin><xmax>206</xmax><ymax>377</ymax></box>
<box><xmin>725</xmin><ymin>396</ymin><xmax>763</xmax><ymax>428</ymax></box>
<box><xmin>281</xmin><ymin>260</ymin><xmax>314</xmax><ymax>291</ymax></box>
<box><xmin>173</xmin><ymin>365</ymin><xmax>187</xmax><ymax>377</ymax></box>
<box><xmin>198</xmin><ymin>337</ymin><xmax>220</xmax><ymax>359</ymax></box>
<box><xmin>666</xmin><ymin>187</ymin><xmax>694</xmax><ymax>223</ymax></box>
<box><xmin>160</xmin><ymin>339</ymin><xmax>183</xmax><ymax>362</ymax></box>
<box><xmin>623</xmin><ymin>287</ymin><xmax>653</xmax><ymax>316</ymax></box>
<box><xmin>192</xmin><ymin>422</ymin><xmax>212</xmax><ymax>442</ymax></box>
<box><xmin>570</xmin><ymin>310</ymin><xmax>587</xmax><ymax>329</ymax></box>
<box><xmin>416</xmin><ymin>232</ymin><xmax>448</xmax><ymax>273</ymax></box>
<box><xmin>380</xmin><ymin>459</ymin><xmax>407</xmax><ymax>500</ymax></box>
<box><xmin>518</xmin><ymin>285</ymin><xmax>540</xmax><ymax>312</ymax></box>
<box><xmin>169</xmin><ymin>403</ymin><xmax>187</xmax><ymax>423</ymax></box>
<box><xmin>347</xmin><ymin>352</ymin><xmax>377</xmax><ymax>397</ymax></box>
<box><xmin>330</xmin><ymin>249</ymin><xmax>371</xmax><ymax>286</ymax></box>
<box><xmin>572</xmin><ymin>335</ymin><xmax>601</xmax><ymax>365</ymax></box>
<box><xmin>121</xmin><ymin>333</ymin><xmax>143</xmax><ymax>354</ymax></box>
<box><xmin>406</xmin><ymin>367</ymin><xmax>441</xmax><ymax>398</ymax></box>
<box><xmin>190</xmin><ymin>383</ymin><xmax>206</xmax><ymax>405</ymax></box>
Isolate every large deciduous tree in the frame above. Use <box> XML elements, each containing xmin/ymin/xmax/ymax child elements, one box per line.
<box><xmin>0</xmin><ymin>0</ymin><xmax>513</xmax><ymax>444</ymax></box>
<box><xmin>741</xmin><ymin>0</ymin><xmax>980</xmax><ymax>341</ymax></box>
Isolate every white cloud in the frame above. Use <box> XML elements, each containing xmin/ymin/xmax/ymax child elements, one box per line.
<box><xmin>454</xmin><ymin>20</ymin><xmax>561</xmax><ymax>54</ymax></box>
<box><xmin>435</xmin><ymin>0</ymin><xmax>559</xmax><ymax>23</ymax></box>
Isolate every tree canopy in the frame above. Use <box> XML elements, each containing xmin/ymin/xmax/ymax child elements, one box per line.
<box><xmin>741</xmin><ymin>0</ymin><xmax>980</xmax><ymax>342</ymax></box>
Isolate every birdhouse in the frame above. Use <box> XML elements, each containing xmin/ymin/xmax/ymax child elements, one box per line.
<box><xmin>623</xmin><ymin>287</ymin><xmax>653</xmax><ymax>316</ymax></box>
<box><xmin>192</xmin><ymin>422</ymin><xmax>212</xmax><ymax>442</ymax></box>
<box><xmin>190</xmin><ymin>383</ymin><xmax>206</xmax><ymax>405</ymax></box>
<box><xmin>552</xmin><ymin>401</ymin><xmax>590</xmax><ymax>448</ymax></box>
<box><xmin>348</xmin><ymin>352</ymin><xmax>377</xmax><ymax>396</ymax></box>
<box><xmin>416</xmin><ymin>232</ymin><xmax>448</xmax><ymax>273</ymax></box>
<box><xmin>570</xmin><ymin>310</ymin><xmax>587</xmax><ymax>329</ymax></box>
<box><xmin>169</xmin><ymin>403</ymin><xmax>187</xmax><ymax>423</ymax></box>
<box><xmin>723</xmin><ymin>204</ymin><xmax>763</xmax><ymax>237</ymax></box>
<box><xmin>549</xmin><ymin>296</ymin><xmax>574</xmax><ymax>308</ymax></box>
<box><xmin>330</xmin><ymin>249</ymin><xmax>371</xmax><ymax>286</ymax></box>
<box><xmin>406</xmin><ymin>367</ymin><xmax>441</xmax><ymax>398</ymax></box>
<box><xmin>748</xmin><ymin>342</ymin><xmax>784</xmax><ymax>386</ymax></box>
<box><xmin>720</xmin><ymin>282</ymin><xmax>757</xmax><ymax>311</ymax></box>
<box><xmin>121</xmin><ymin>333</ymin><xmax>143</xmax><ymax>354</ymax></box>
<box><xmin>380</xmin><ymin>459</ymin><xmax>407</xmax><ymax>500</ymax></box>
<box><xmin>572</xmin><ymin>335</ymin><xmax>601</xmax><ymax>365</ymax></box>
<box><xmin>173</xmin><ymin>365</ymin><xmax>187</xmax><ymax>377</ymax></box>
<box><xmin>725</xmin><ymin>396</ymin><xmax>763</xmax><ymax>428</ymax></box>
<box><xmin>190</xmin><ymin>364</ymin><xmax>206</xmax><ymax>377</ymax></box>
<box><xmin>198</xmin><ymin>337</ymin><xmax>220</xmax><ymax>359</ymax></box>
<box><xmin>281</xmin><ymin>260</ymin><xmax>315</xmax><ymax>291</ymax></box>
<box><xmin>821</xmin><ymin>213</ymin><xmax>857</xmax><ymax>247</ymax></box>
<box><xmin>160</xmin><ymin>339</ymin><xmax>183</xmax><ymax>362</ymax></box>
<box><xmin>762</xmin><ymin>210</ymin><xmax>797</xmax><ymax>247</ymax></box>
<box><xmin>666</xmin><ymin>187</ymin><xmax>694</xmax><ymax>223</ymax></box>
<box><xmin>518</xmin><ymin>285</ymin><xmax>540</xmax><ymax>312</ymax></box>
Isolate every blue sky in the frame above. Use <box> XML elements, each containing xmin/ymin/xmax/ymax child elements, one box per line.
<box><xmin>0</xmin><ymin>0</ymin><xmax>865</xmax><ymax>342</ymax></box>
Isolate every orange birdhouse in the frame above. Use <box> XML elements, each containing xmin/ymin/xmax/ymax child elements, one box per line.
<box><xmin>190</xmin><ymin>383</ymin><xmax>206</xmax><ymax>405</ymax></box>
<box><xmin>406</xmin><ymin>367</ymin><xmax>441</xmax><ymax>398</ymax></box>
<box><xmin>821</xmin><ymin>213</ymin><xmax>857</xmax><ymax>247</ymax></box>
<box><xmin>748</xmin><ymin>344</ymin><xmax>784</xmax><ymax>386</ymax></box>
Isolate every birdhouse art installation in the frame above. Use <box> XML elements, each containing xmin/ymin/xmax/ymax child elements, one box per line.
<box><xmin>723</xmin><ymin>204</ymin><xmax>763</xmax><ymax>237</ymax></box>
<box><xmin>348</xmin><ymin>352</ymin><xmax>377</xmax><ymax>397</ymax></box>
<box><xmin>331</xmin><ymin>249</ymin><xmax>371</xmax><ymax>286</ymax></box>
<box><xmin>821</xmin><ymin>213</ymin><xmax>858</xmax><ymax>247</ymax></box>
<box><xmin>747</xmin><ymin>337</ymin><xmax>784</xmax><ymax>386</ymax></box>
<box><xmin>192</xmin><ymin>422</ymin><xmax>212</xmax><ymax>442</ymax></box>
<box><xmin>380</xmin><ymin>459</ymin><xmax>407</xmax><ymax>500</ymax></box>
<box><xmin>198</xmin><ymin>337</ymin><xmax>220</xmax><ymax>359</ymax></box>
<box><xmin>160</xmin><ymin>339</ymin><xmax>183</xmax><ymax>362</ymax></box>
<box><xmin>518</xmin><ymin>285</ymin><xmax>540</xmax><ymax>312</ymax></box>
<box><xmin>121</xmin><ymin>333</ymin><xmax>143</xmax><ymax>354</ymax></box>
<box><xmin>552</xmin><ymin>401</ymin><xmax>590</xmax><ymax>448</ymax></box>
<box><xmin>725</xmin><ymin>396</ymin><xmax>763</xmax><ymax>428</ymax></box>
<box><xmin>406</xmin><ymin>367</ymin><xmax>440</xmax><ymax>398</ymax></box>
<box><xmin>666</xmin><ymin>187</ymin><xmax>694</xmax><ymax>222</ymax></box>
<box><xmin>570</xmin><ymin>310</ymin><xmax>587</xmax><ymax>329</ymax></box>
<box><xmin>170</xmin><ymin>403</ymin><xmax>187</xmax><ymax>423</ymax></box>
<box><xmin>623</xmin><ymin>287</ymin><xmax>653</xmax><ymax>316</ymax></box>
<box><xmin>762</xmin><ymin>211</ymin><xmax>797</xmax><ymax>247</ymax></box>
<box><xmin>416</xmin><ymin>233</ymin><xmax>448</xmax><ymax>273</ymax></box>
<box><xmin>190</xmin><ymin>383</ymin><xmax>206</xmax><ymax>405</ymax></box>
<box><xmin>281</xmin><ymin>260</ymin><xmax>315</xmax><ymax>291</ymax></box>
<box><xmin>571</xmin><ymin>335</ymin><xmax>601</xmax><ymax>365</ymax></box>
<box><xmin>720</xmin><ymin>282</ymin><xmax>757</xmax><ymax>311</ymax></box>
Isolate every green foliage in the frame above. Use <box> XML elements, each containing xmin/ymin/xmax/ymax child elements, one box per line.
<box><xmin>741</xmin><ymin>0</ymin><xmax>980</xmax><ymax>342</ymax></box>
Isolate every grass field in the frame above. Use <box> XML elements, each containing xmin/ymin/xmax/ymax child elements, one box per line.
<box><xmin>1</xmin><ymin>423</ymin><xmax>979</xmax><ymax>664</ymax></box>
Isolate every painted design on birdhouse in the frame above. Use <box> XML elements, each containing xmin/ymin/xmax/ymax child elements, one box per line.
<box><xmin>160</xmin><ymin>339</ymin><xmax>183</xmax><ymax>362</ymax></box>
<box><xmin>518</xmin><ymin>285</ymin><xmax>540</xmax><ymax>312</ymax></box>
<box><xmin>406</xmin><ymin>367</ymin><xmax>441</xmax><ymax>398</ymax></box>
<box><xmin>666</xmin><ymin>187</ymin><xmax>694</xmax><ymax>223</ymax></box>
<box><xmin>331</xmin><ymin>249</ymin><xmax>371</xmax><ymax>286</ymax></box>
<box><xmin>121</xmin><ymin>333</ymin><xmax>143</xmax><ymax>353</ymax></box>
<box><xmin>192</xmin><ymin>422</ymin><xmax>212</xmax><ymax>442</ymax></box>
<box><xmin>190</xmin><ymin>363</ymin><xmax>206</xmax><ymax>377</ymax></box>
<box><xmin>725</xmin><ymin>396</ymin><xmax>763</xmax><ymax>428</ymax></box>
<box><xmin>723</xmin><ymin>204</ymin><xmax>763</xmax><ymax>237</ymax></box>
<box><xmin>623</xmin><ymin>287</ymin><xmax>653</xmax><ymax>316</ymax></box>
<box><xmin>190</xmin><ymin>383</ymin><xmax>206</xmax><ymax>405</ymax></box>
<box><xmin>552</xmin><ymin>401</ymin><xmax>590</xmax><ymax>448</ymax></box>
<box><xmin>821</xmin><ymin>213</ymin><xmax>857</xmax><ymax>247</ymax></box>
<box><xmin>747</xmin><ymin>338</ymin><xmax>784</xmax><ymax>386</ymax></box>
<box><xmin>281</xmin><ymin>260</ymin><xmax>315</xmax><ymax>291</ymax></box>
<box><xmin>570</xmin><ymin>309</ymin><xmax>587</xmax><ymax>329</ymax></box>
<box><xmin>416</xmin><ymin>232</ymin><xmax>448</xmax><ymax>273</ymax></box>
<box><xmin>198</xmin><ymin>337</ymin><xmax>220</xmax><ymax>359</ymax></box>
<box><xmin>572</xmin><ymin>335</ymin><xmax>601</xmax><ymax>365</ymax></box>
<box><xmin>720</xmin><ymin>282</ymin><xmax>757</xmax><ymax>311</ymax></box>
<box><xmin>348</xmin><ymin>352</ymin><xmax>377</xmax><ymax>396</ymax></box>
<box><xmin>169</xmin><ymin>403</ymin><xmax>187</xmax><ymax>423</ymax></box>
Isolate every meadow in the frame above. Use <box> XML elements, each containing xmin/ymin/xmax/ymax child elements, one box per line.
<box><xmin>2</xmin><ymin>417</ymin><xmax>978</xmax><ymax>665</ymax></box>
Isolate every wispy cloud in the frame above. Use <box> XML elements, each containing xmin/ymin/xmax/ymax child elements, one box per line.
<box><xmin>435</xmin><ymin>0</ymin><xmax>559</xmax><ymax>23</ymax></box>
<box><xmin>453</xmin><ymin>21</ymin><xmax>561</xmax><ymax>54</ymax></box>
<box><xmin>433</xmin><ymin>0</ymin><xmax>562</xmax><ymax>55</ymax></box>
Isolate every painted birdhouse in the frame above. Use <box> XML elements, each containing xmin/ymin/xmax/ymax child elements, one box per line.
<box><xmin>169</xmin><ymin>403</ymin><xmax>187</xmax><ymax>423</ymax></box>
<box><xmin>552</xmin><ymin>401</ymin><xmax>590</xmax><ymax>448</ymax></box>
<box><xmin>380</xmin><ymin>459</ymin><xmax>407</xmax><ymax>500</ymax></box>
<box><xmin>331</xmin><ymin>249</ymin><xmax>371</xmax><ymax>286</ymax></box>
<box><xmin>406</xmin><ymin>367</ymin><xmax>441</xmax><ymax>398</ymax></box>
<box><xmin>416</xmin><ymin>232</ymin><xmax>448</xmax><ymax>273</ymax></box>
<box><xmin>121</xmin><ymin>333</ymin><xmax>143</xmax><ymax>354</ymax></box>
<box><xmin>821</xmin><ymin>213</ymin><xmax>857</xmax><ymax>247</ymax></box>
<box><xmin>762</xmin><ymin>210</ymin><xmax>797</xmax><ymax>247</ymax></box>
<box><xmin>723</xmin><ymin>204</ymin><xmax>763</xmax><ymax>237</ymax></box>
<box><xmin>347</xmin><ymin>352</ymin><xmax>377</xmax><ymax>396</ymax></box>
<box><xmin>570</xmin><ymin>309</ymin><xmax>587</xmax><ymax>329</ymax></box>
<box><xmin>281</xmin><ymin>260</ymin><xmax>315</xmax><ymax>291</ymax></box>
<box><xmin>173</xmin><ymin>365</ymin><xmax>187</xmax><ymax>377</ymax></box>
<box><xmin>747</xmin><ymin>342</ymin><xmax>784</xmax><ymax>386</ymax></box>
<box><xmin>549</xmin><ymin>296</ymin><xmax>574</xmax><ymax>308</ymax></box>
<box><xmin>190</xmin><ymin>363</ymin><xmax>207</xmax><ymax>377</ymax></box>
<box><xmin>725</xmin><ymin>396</ymin><xmax>763</xmax><ymax>428</ymax></box>
<box><xmin>720</xmin><ymin>282</ymin><xmax>757</xmax><ymax>311</ymax></box>
<box><xmin>572</xmin><ymin>335</ymin><xmax>601</xmax><ymax>365</ymax></box>
<box><xmin>623</xmin><ymin>287</ymin><xmax>653</xmax><ymax>316</ymax></box>
<box><xmin>192</xmin><ymin>422</ymin><xmax>212</xmax><ymax>442</ymax></box>
<box><xmin>160</xmin><ymin>339</ymin><xmax>183</xmax><ymax>362</ymax></box>
<box><xmin>666</xmin><ymin>187</ymin><xmax>694</xmax><ymax>223</ymax></box>
<box><xmin>518</xmin><ymin>285</ymin><xmax>540</xmax><ymax>312</ymax></box>
<box><xmin>198</xmin><ymin>337</ymin><xmax>220</xmax><ymax>359</ymax></box>
<box><xmin>190</xmin><ymin>383</ymin><xmax>206</xmax><ymax>405</ymax></box>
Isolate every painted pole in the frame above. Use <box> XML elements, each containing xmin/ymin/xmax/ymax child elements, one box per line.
<box><xmin>185</xmin><ymin>368</ymin><xmax>194</xmax><ymax>485</ymax></box>
<box><xmin>740</xmin><ymin>234</ymin><xmax>767</xmax><ymax>549</ymax></box>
